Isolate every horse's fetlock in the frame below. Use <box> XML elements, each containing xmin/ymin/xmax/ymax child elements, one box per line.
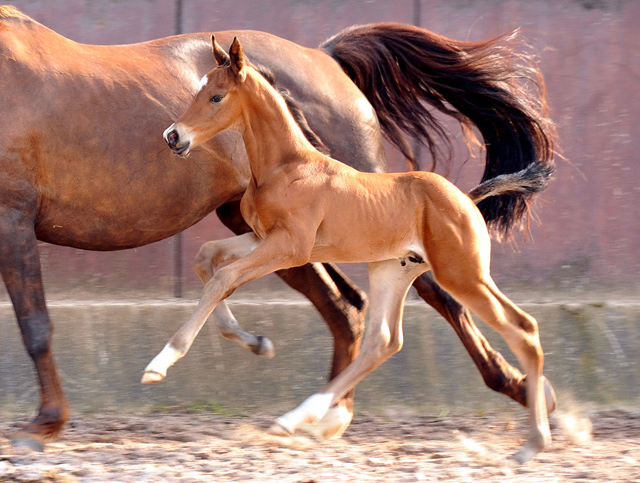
<box><xmin>165</xmin><ymin>337</ymin><xmax>189</xmax><ymax>358</ymax></box>
<box><xmin>36</xmin><ymin>404</ymin><xmax>68</xmax><ymax>427</ymax></box>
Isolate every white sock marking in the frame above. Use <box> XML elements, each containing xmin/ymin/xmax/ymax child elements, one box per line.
<box><xmin>276</xmin><ymin>393</ymin><xmax>334</xmax><ymax>433</ymax></box>
<box><xmin>144</xmin><ymin>343</ymin><xmax>183</xmax><ymax>377</ymax></box>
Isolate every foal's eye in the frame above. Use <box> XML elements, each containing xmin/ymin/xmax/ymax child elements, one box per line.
<box><xmin>210</xmin><ymin>94</ymin><xmax>224</xmax><ymax>103</ymax></box>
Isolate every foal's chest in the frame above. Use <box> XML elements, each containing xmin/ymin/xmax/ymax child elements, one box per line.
<box><xmin>239</xmin><ymin>178</ymin><xmax>294</xmax><ymax>240</ymax></box>
<box><xmin>239</xmin><ymin>182</ymin><xmax>267</xmax><ymax>239</ymax></box>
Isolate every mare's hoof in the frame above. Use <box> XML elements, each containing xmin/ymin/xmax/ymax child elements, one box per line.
<box><xmin>10</xmin><ymin>437</ymin><xmax>45</xmax><ymax>452</ymax></box>
<box><xmin>141</xmin><ymin>371</ymin><xmax>165</xmax><ymax>384</ymax></box>
<box><xmin>255</xmin><ymin>336</ymin><xmax>275</xmax><ymax>359</ymax></box>
<box><xmin>268</xmin><ymin>422</ymin><xmax>292</xmax><ymax>437</ymax></box>
<box><xmin>542</xmin><ymin>376</ymin><xmax>557</xmax><ymax>414</ymax></box>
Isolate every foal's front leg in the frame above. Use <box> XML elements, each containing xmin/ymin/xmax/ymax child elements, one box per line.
<box><xmin>215</xmin><ymin>201</ymin><xmax>367</xmax><ymax>439</ymax></box>
<box><xmin>142</xmin><ymin>229</ymin><xmax>312</xmax><ymax>383</ymax></box>
<box><xmin>194</xmin><ymin>233</ymin><xmax>274</xmax><ymax>358</ymax></box>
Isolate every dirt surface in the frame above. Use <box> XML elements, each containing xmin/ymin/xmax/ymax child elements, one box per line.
<box><xmin>1</xmin><ymin>408</ymin><xmax>638</xmax><ymax>482</ymax></box>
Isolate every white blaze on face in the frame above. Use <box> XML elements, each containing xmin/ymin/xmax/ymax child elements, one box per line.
<box><xmin>197</xmin><ymin>73</ymin><xmax>210</xmax><ymax>93</ymax></box>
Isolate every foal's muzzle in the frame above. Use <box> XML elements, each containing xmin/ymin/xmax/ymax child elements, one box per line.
<box><xmin>163</xmin><ymin>126</ymin><xmax>191</xmax><ymax>156</ymax></box>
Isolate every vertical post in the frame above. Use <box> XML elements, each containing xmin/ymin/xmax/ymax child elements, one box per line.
<box><xmin>413</xmin><ymin>0</ymin><xmax>421</xmax><ymax>27</ymax></box>
<box><xmin>174</xmin><ymin>0</ymin><xmax>183</xmax><ymax>37</ymax></box>
<box><xmin>172</xmin><ymin>0</ymin><xmax>184</xmax><ymax>298</ymax></box>
<box><xmin>173</xmin><ymin>232</ymin><xmax>183</xmax><ymax>298</ymax></box>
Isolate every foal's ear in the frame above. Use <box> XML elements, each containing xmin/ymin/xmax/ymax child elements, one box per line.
<box><xmin>211</xmin><ymin>35</ymin><xmax>229</xmax><ymax>66</ymax></box>
<box><xmin>229</xmin><ymin>37</ymin><xmax>247</xmax><ymax>82</ymax></box>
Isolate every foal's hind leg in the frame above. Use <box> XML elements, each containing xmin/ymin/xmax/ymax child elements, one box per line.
<box><xmin>434</xmin><ymin>268</ymin><xmax>550</xmax><ymax>463</ymax></box>
<box><xmin>194</xmin><ymin>233</ymin><xmax>274</xmax><ymax>358</ymax></box>
<box><xmin>272</xmin><ymin>257</ymin><xmax>426</xmax><ymax>437</ymax></box>
<box><xmin>412</xmin><ymin>273</ymin><xmax>556</xmax><ymax>413</ymax></box>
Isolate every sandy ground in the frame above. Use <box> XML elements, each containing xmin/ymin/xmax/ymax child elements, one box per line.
<box><xmin>1</xmin><ymin>408</ymin><xmax>638</xmax><ymax>482</ymax></box>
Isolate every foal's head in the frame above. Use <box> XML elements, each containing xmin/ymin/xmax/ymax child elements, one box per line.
<box><xmin>164</xmin><ymin>36</ymin><xmax>249</xmax><ymax>157</ymax></box>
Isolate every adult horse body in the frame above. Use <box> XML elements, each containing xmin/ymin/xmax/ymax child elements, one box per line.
<box><xmin>0</xmin><ymin>6</ymin><xmax>554</xmax><ymax>448</ymax></box>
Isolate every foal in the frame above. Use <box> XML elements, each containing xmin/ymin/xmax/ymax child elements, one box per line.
<box><xmin>147</xmin><ymin>37</ymin><xmax>552</xmax><ymax>463</ymax></box>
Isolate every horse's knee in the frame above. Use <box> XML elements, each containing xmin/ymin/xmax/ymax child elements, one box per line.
<box><xmin>194</xmin><ymin>242</ymin><xmax>215</xmax><ymax>267</ymax></box>
<box><xmin>19</xmin><ymin>312</ymin><xmax>53</xmax><ymax>360</ymax></box>
<box><xmin>194</xmin><ymin>242</ymin><xmax>220</xmax><ymax>280</ymax></box>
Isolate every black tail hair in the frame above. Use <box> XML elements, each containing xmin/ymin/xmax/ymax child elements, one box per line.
<box><xmin>322</xmin><ymin>23</ymin><xmax>556</xmax><ymax>238</ymax></box>
<box><xmin>468</xmin><ymin>162</ymin><xmax>555</xmax><ymax>204</ymax></box>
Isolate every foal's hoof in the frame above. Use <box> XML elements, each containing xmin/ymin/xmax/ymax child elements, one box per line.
<box><xmin>268</xmin><ymin>422</ymin><xmax>293</xmax><ymax>437</ymax></box>
<box><xmin>10</xmin><ymin>436</ymin><xmax>45</xmax><ymax>453</ymax></box>
<box><xmin>253</xmin><ymin>335</ymin><xmax>275</xmax><ymax>359</ymax></box>
<box><xmin>509</xmin><ymin>440</ymin><xmax>545</xmax><ymax>465</ymax></box>
<box><xmin>141</xmin><ymin>370</ymin><xmax>165</xmax><ymax>384</ymax></box>
<box><xmin>301</xmin><ymin>404</ymin><xmax>353</xmax><ymax>440</ymax></box>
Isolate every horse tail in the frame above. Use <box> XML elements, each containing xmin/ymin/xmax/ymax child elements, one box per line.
<box><xmin>321</xmin><ymin>23</ymin><xmax>556</xmax><ymax>239</ymax></box>
<box><xmin>468</xmin><ymin>162</ymin><xmax>554</xmax><ymax>205</ymax></box>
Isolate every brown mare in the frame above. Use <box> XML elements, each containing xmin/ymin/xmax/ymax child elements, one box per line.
<box><xmin>153</xmin><ymin>38</ymin><xmax>555</xmax><ymax>463</ymax></box>
<box><xmin>0</xmin><ymin>6</ymin><xmax>555</xmax><ymax>450</ymax></box>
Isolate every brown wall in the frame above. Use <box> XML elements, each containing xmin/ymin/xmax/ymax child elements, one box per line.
<box><xmin>3</xmin><ymin>0</ymin><xmax>639</xmax><ymax>300</ymax></box>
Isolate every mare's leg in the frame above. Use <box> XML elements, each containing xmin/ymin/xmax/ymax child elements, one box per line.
<box><xmin>271</xmin><ymin>257</ymin><xmax>427</xmax><ymax>436</ymax></box>
<box><xmin>194</xmin><ymin>233</ymin><xmax>274</xmax><ymax>358</ymax></box>
<box><xmin>433</xmin><ymin>264</ymin><xmax>550</xmax><ymax>463</ymax></box>
<box><xmin>412</xmin><ymin>272</ymin><xmax>556</xmax><ymax>413</ymax></box>
<box><xmin>215</xmin><ymin>202</ymin><xmax>367</xmax><ymax>438</ymax></box>
<box><xmin>0</xmin><ymin>208</ymin><xmax>69</xmax><ymax>450</ymax></box>
<box><xmin>142</xmin><ymin>228</ymin><xmax>317</xmax><ymax>383</ymax></box>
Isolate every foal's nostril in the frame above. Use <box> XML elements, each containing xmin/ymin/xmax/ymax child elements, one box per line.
<box><xmin>167</xmin><ymin>130</ymin><xmax>179</xmax><ymax>147</ymax></box>
<box><xmin>164</xmin><ymin>128</ymin><xmax>190</xmax><ymax>155</ymax></box>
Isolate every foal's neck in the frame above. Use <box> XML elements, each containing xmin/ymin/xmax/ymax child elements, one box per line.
<box><xmin>239</xmin><ymin>72</ymin><xmax>318</xmax><ymax>182</ymax></box>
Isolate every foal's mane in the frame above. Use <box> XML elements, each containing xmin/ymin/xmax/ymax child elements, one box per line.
<box><xmin>0</xmin><ymin>5</ymin><xmax>25</xmax><ymax>20</ymax></box>
<box><xmin>215</xmin><ymin>51</ymin><xmax>329</xmax><ymax>156</ymax></box>
<box><xmin>251</xmin><ymin>63</ymin><xmax>331</xmax><ymax>156</ymax></box>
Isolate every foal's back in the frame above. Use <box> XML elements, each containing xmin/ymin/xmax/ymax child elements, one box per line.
<box><xmin>300</xmin><ymin>156</ymin><xmax>488</xmax><ymax>265</ymax></box>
